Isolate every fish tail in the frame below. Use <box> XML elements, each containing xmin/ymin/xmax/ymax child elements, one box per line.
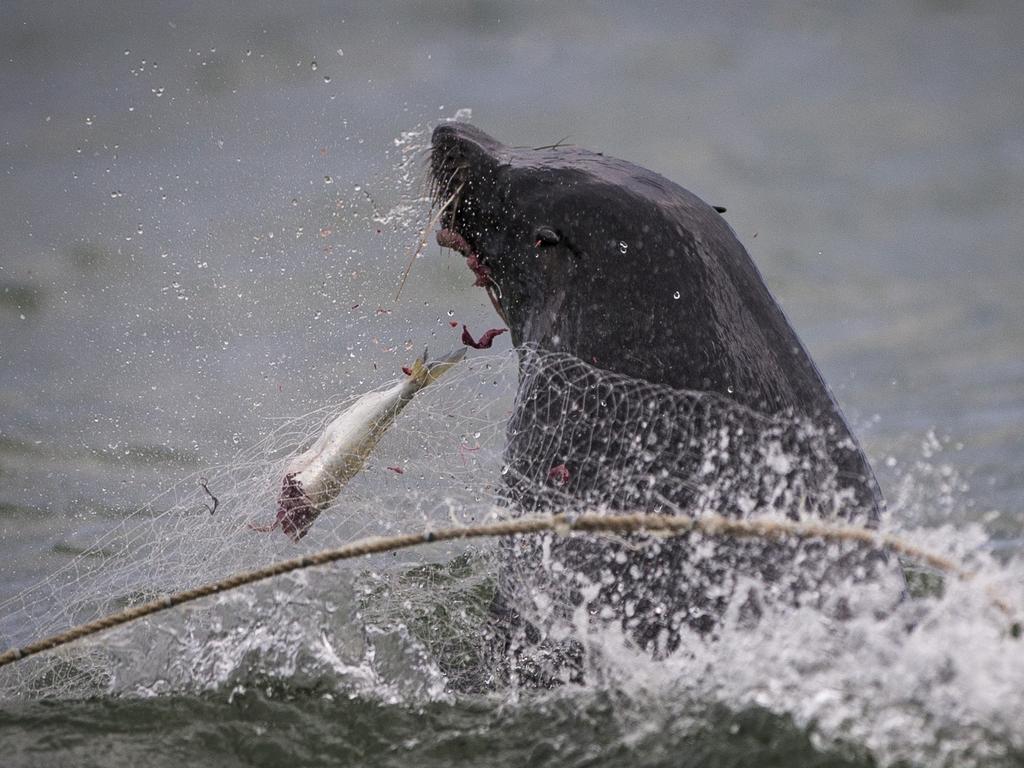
<box><xmin>407</xmin><ymin>347</ymin><xmax>467</xmax><ymax>390</ymax></box>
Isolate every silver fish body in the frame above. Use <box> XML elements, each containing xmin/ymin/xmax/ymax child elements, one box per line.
<box><xmin>273</xmin><ymin>347</ymin><xmax>466</xmax><ymax>540</ymax></box>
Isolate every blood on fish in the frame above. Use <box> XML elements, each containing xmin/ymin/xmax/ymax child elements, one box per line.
<box><xmin>401</xmin><ymin>366</ymin><xmax>413</xmax><ymax>376</ymax></box>
<box><xmin>251</xmin><ymin>347</ymin><xmax>467</xmax><ymax>541</ymax></box>
<box><xmin>461</xmin><ymin>325</ymin><xmax>507</xmax><ymax>349</ymax></box>
<box><xmin>269</xmin><ymin>472</ymin><xmax>320</xmax><ymax>542</ymax></box>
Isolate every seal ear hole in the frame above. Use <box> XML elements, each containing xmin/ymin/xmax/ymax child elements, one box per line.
<box><xmin>533</xmin><ymin>225</ymin><xmax>561</xmax><ymax>248</ymax></box>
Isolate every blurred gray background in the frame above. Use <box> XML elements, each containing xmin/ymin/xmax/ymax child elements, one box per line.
<box><xmin>2</xmin><ymin>1</ymin><xmax>1022</xmax><ymax>596</ymax></box>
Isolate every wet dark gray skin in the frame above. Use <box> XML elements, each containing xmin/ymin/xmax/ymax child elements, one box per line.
<box><xmin>431</xmin><ymin>122</ymin><xmax>882</xmax><ymax>519</ymax></box>
<box><xmin>430</xmin><ymin>124</ymin><xmax>893</xmax><ymax>682</ymax></box>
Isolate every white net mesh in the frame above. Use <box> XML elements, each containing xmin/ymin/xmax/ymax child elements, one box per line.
<box><xmin>0</xmin><ymin>120</ymin><xmax>1021</xmax><ymax>766</ymax></box>
<box><xmin>0</xmin><ymin>350</ymin><xmax>515</xmax><ymax>694</ymax></box>
<box><xmin>0</xmin><ymin>322</ymin><xmax>1021</xmax><ymax>767</ymax></box>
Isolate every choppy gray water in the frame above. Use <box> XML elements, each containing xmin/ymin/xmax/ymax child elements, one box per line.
<box><xmin>1</xmin><ymin>2</ymin><xmax>1023</xmax><ymax>766</ymax></box>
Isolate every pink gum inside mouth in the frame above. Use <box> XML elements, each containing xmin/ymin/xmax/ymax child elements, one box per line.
<box><xmin>437</xmin><ymin>228</ymin><xmax>492</xmax><ymax>288</ymax></box>
<box><xmin>436</xmin><ymin>227</ymin><xmax>507</xmax><ymax>322</ymax></box>
<box><xmin>436</xmin><ymin>228</ymin><xmax>471</xmax><ymax>254</ymax></box>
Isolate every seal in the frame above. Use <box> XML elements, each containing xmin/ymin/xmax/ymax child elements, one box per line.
<box><xmin>429</xmin><ymin>123</ymin><xmax>892</xmax><ymax>679</ymax></box>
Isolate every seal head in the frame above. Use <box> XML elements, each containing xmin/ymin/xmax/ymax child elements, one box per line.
<box><xmin>431</xmin><ymin>122</ymin><xmax>881</xmax><ymax>519</ymax></box>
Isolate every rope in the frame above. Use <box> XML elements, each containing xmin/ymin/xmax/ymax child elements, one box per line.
<box><xmin>0</xmin><ymin>512</ymin><xmax>1016</xmax><ymax>669</ymax></box>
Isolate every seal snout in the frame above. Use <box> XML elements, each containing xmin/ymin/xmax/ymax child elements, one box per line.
<box><xmin>429</xmin><ymin>122</ymin><xmax>505</xmax><ymax>205</ymax></box>
<box><xmin>431</xmin><ymin>122</ymin><xmax>505</xmax><ymax>155</ymax></box>
<box><xmin>429</xmin><ymin>122</ymin><xmax>511</xmax><ymax>323</ymax></box>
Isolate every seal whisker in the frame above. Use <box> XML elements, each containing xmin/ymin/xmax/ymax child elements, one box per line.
<box><xmin>436</xmin><ymin>167</ymin><xmax>462</xmax><ymax>211</ymax></box>
<box><xmin>427</xmin><ymin>122</ymin><xmax>899</xmax><ymax>665</ymax></box>
<box><xmin>394</xmin><ymin>186</ymin><xmax>461</xmax><ymax>302</ymax></box>
<box><xmin>530</xmin><ymin>135</ymin><xmax>572</xmax><ymax>151</ymax></box>
<box><xmin>429</xmin><ymin>147</ymin><xmax>460</xmax><ymax>204</ymax></box>
<box><xmin>437</xmin><ymin>164</ymin><xmax>465</xmax><ymax>211</ymax></box>
<box><xmin>447</xmin><ymin>177</ymin><xmax>464</xmax><ymax>231</ymax></box>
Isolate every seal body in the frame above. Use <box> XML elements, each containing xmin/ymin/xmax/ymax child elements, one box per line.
<box><xmin>429</xmin><ymin>123</ymin><xmax>890</xmax><ymax>678</ymax></box>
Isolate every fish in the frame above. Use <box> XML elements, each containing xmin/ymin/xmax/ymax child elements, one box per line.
<box><xmin>257</xmin><ymin>347</ymin><xmax>467</xmax><ymax>541</ymax></box>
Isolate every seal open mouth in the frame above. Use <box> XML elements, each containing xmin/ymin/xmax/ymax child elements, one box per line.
<box><xmin>435</xmin><ymin>228</ymin><xmax>492</xmax><ymax>289</ymax></box>
<box><xmin>429</xmin><ymin>125</ymin><xmax>509</xmax><ymax>324</ymax></box>
<box><xmin>435</xmin><ymin>219</ymin><xmax>506</xmax><ymax>323</ymax></box>
<box><xmin>437</xmin><ymin>223</ymin><xmax>506</xmax><ymax>323</ymax></box>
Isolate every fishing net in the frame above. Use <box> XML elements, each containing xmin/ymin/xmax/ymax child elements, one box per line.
<box><xmin>1</xmin><ymin>119</ymin><xmax>1022</xmax><ymax>766</ymax></box>
<box><xmin>0</xmin><ymin>349</ymin><xmax>515</xmax><ymax>694</ymax></box>
<box><xmin>0</xmin><ymin>343</ymin><xmax>1016</xmax><ymax>675</ymax></box>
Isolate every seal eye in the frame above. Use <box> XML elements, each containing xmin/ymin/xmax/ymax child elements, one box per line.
<box><xmin>533</xmin><ymin>226</ymin><xmax>560</xmax><ymax>248</ymax></box>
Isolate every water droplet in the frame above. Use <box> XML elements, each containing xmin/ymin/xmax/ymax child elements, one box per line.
<box><xmin>618</xmin><ymin>241</ymin><xmax>628</xmax><ymax>254</ymax></box>
<box><xmin>123</xmin><ymin>50</ymin><xmax>131</xmax><ymax>56</ymax></box>
<box><xmin>446</xmin><ymin>309</ymin><xmax>454</xmax><ymax>316</ymax></box>
<box><xmin>84</xmin><ymin>116</ymin><xmax>94</xmax><ymax>126</ymax></box>
<box><xmin>323</xmin><ymin>75</ymin><xmax>331</xmax><ymax>83</ymax></box>
<box><xmin>336</xmin><ymin>48</ymin><xmax>344</xmax><ymax>57</ymax></box>
<box><xmin>673</xmin><ymin>291</ymin><xmax>681</xmax><ymax>299</ymax></box>
<box><xmin>310</xmin><ymin>60</ymin><xmax>318</xmax><ymax>71</ymax></box>
<box><xmin>324</xmin><ymin>175</ymin><xmax>333</xmax><ymax>184</ymax></box>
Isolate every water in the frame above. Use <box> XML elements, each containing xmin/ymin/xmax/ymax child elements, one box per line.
<box><xmin>1</xmin><ymin>1</ymin><xmax>1022</xmax><ymax>765</ymax></box>
<box><xmin>0</xmin><ymin>693</ymin><xmax>889</xmax><ymax>768</ymax></box>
